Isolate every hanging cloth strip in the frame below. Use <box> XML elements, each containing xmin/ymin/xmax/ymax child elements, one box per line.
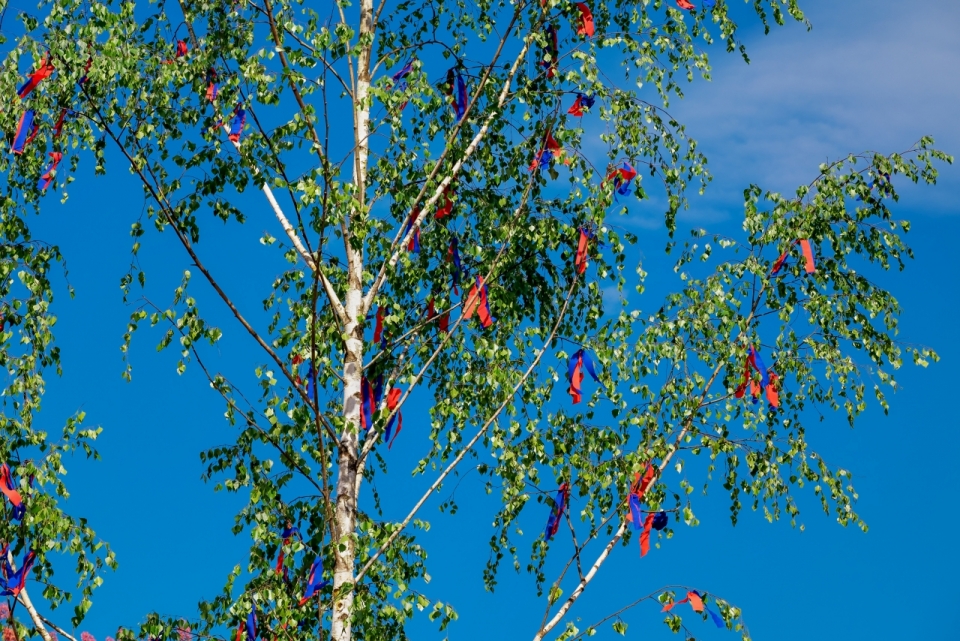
<box><xmin>374</xmin><ymin>306</ymin><xmax>388</xmax><ymax>348</ymax></box>
<box><xmin>275</xmin><ymin>525</ymin><xmax>301</xmax><ymax>576</ymax></box>
<box><xmin>529</xmin><ymin>129</ymin><xmax>564</xmax><ymax>172</ymax></box>
<box><xmin>771</xmin><ymin>239</ymin><xmax>816</xmax><ymax>275</ymax></box>
<box><xmin>606</xmin><ymin>162</ymin><xmax>637</xmax><ymax>197</ymax></box>
<box><xmin>734</xmin><ymin>346</ymin><xmax>779</xmax><ymax>408</ymax></box>
<box><xmin>391</xmin><ymin>60</ymin><xmax>414</xmax><ymax>110</ymax></box>
<box><xmin>162</xmin><ymin>39</ymin><xmax>189</xmax><ymax>64</ymax></box>
<box><xmin>0</xmin><ymin>548</ymin><xmax>36</xmax><ymax>597</ymax></box>
<box><xmin>0</xmin><ymin>465</ymin><xmax>24</xmax><ymax>521</ymax></box>
<box><xmin>574</xmin><ymin>227</ymin><xmax>593</xmax><ymax>275</ymax></box>
<box><xmin>661</xmin><ymin>591</ymin><xmax>724</xmax><ymax>627</ymax></box>
<box><xmin>228</xmin><ymin>104</ymin><xmax>246</xmax><ymax>142</ymax></box>
<box><xmin>567</xmin><ymin>93</ymin><xmax>596</xmax><ymax>117</ymax></box>
<box><xmin>427</xmin><ymin>299</ymin><xmax>450</xmax><ymax>333</ymax></box>
<box><xmin>444</xmin><ymin>67</ymin><xmax>467</xmax><ymax>121</ymax></box>
<box><xmin>384</xmin><ymin>387</ymin><xmax>403</xmax><ymax>448</ymax></box>
<box><xmin>11</xmin><ymin>110</ymin><xmax>39</xmax><ymax>155</ymax></box>
<box><xmin>543</xmin><ymin>482</ymin><xmax>569</xmax><ymax>540</ymax></box>
<box><xmin>78</xmin><ymin>57</ymin><xmax>92</xmax><ymax>87</ymax></box>
<box><xmin>38</xmin><ymin>152</ymin><xmax>63</xmax><ymax>191</ymax></box>
<box><xmin>206</xmin><ymin>69</ymin><xmax>219</xmax><ymax>102</ymax></box>
<box><xmin>463</xmin><ymin>276</ymin><xmax>493</xmax><ymax>328</ymax></box>
<box><xmin>574</xmin><ymin>3</ymin><xmax>595</xmax><ymax>37</ymax></box>
<box><xmin>567</xmin><ymin>348</ymin><xmax>600</xmax><ymax>404</ymax></box>
<box><xmin>404</xmin><ymin>209</ymin><xmax>421</xmax><ymax>253</ymax></box>
<box><xmin>53</xmin><ymin>108</ymin><xmax>69</xmax><ymax>137</ymax></box>
<box><xmin>434</xmin><ymin>186</ymin><xmax>455</xmax><ymax>220</ymax></box>
<box><xmin>448</xmin><ymin>238</ymin><xmax>463</xmax><ymax>294</ymax></box>
<box><xmin>676</xmin><ymin>0</ymin><xmax>696</xmax><ymax>9</ymax></box>
<box><xmin>299</xmin><ymin>558</ymin><xmax>330</xmax><ymax>606</ymax></box>
<box><xmin>627</xmin><ymin>464</ymin><xmax>657</xmax><ymax>556</ymax></box>
<box><xmin>17</xmin><ymin>57</ymin><xmax>55</xmax><ymax>99</ymax></box>
<box><xmin>540</xmin><ymin>24</ymin><xmax>559</xmax><ymax>79</ymax></box>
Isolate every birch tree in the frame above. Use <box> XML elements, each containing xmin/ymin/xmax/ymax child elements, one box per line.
<box><xmin>0</xmin><ymin>1</ymin><xmax>950</xmax><ymax>641</ymax></box>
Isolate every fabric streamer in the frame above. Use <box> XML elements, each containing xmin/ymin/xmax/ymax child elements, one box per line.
<box><xmin>291</xmin><ymin>354</ymin><xmax>304</xmax><ymax>386</ymax></box>
<box><xmin>627</xmin><ymin>464</ymin><xmax>657</xmax><ymax>556</ymax></box>
<box><xmin>574</xmin><ymin>3</ymin><xmax>595</xmax><ymax>37</ymax></box>
<box><xmin>78</xmin><ymin>57</ymin><xmax>93</xmax><ymax>87</ymax></box>
<box><xmin>544</xmin><ymin>482</ymin><xmax>569</xmax><ymax>540</ymax></box>
<box><xmin>448</xmin><ymin>238</ymin><xmax>462</xmax><ymax>294</ymax></box>
<box><xmin>206</xmin><ymin>69</ymin><xmax>219</xmax><ymax>102</ymax></box>
<box><xmin>406</xmin><ymin>213</ymin><xmax>421</xmax><ymax>253</ymax></box>
<box><xmin>463</xmin><ymin>276</ymin><xmax>493</xmax><ymax>328</ymax></box>
<box><xmin>374</xmin><ymin>306</ymin><xmax>386</xmax><ymax>346</ymax></box>
<box><xmin>228</xmin><ymin>104</ymin><xmax>246</xmax><ymax>142</ymax></box>
<box><xmin>661</xmin><ymin>590</ymin><xmax>704</xmax><ymax>614</ymax></box>
<box><xmin>384</xmin><ymin>387</ymin><xmax>403</xmax><ymax>448</ymax></box>
<box><xmin>652</xmin><ymin>510</ymin><xmax>668</xmax><ymax>531</ymax></box>
<box><xmin>391</xmin><ymin>60</ymin><xmax>414</xmax><ymax>109</ymax></box>
<box><xmin>445</xmin><ymin>67</ymin><xmax>467</xmax><ymax>121</ymax></box>
<box><xmin>606</xmin><ymin>162</ymin><xmax>637</xmax><ymax>197</ymax></box>
<box><xmin>574</xmin><ymin>227</ymin><xmax>593</xmax><ymax>274</ymax></box>
<box><xmin>427</xmin><ymin>299</ymin><xmax>450</xmax><ymax>333</ymax></box>
<box><xmin>540</xmin><ymin>25</ymin><xmax>559</xmax><ymax>79</ymax></box>
<box><xmin>434</xmin><ymin>186</ymin><xmax>455</xmax><ymax>219</ymax></box>
<box><xmin>566</xmin><ymin>348</ymin><xmax>600</xmax><ymax>404</ymax></box>
<box><xmin>38</xmin><ymin>152</ymin><xmax>63</xmax><ymax>191</ymax></box>
<box><xmin>53</xmin><ymin>108</ymin><xmax>69</xmax><ymax>138</ymax></box>
<box><xmin>0</xmin><ymin>548</ymin><xmax>36</xmax><ymax>597</ymax></box>
<box><xmin>567</xmin><ymin>93</ymin><xmax>595</xmax><ymax>117</ymax></box>
<box><xmin>360</xmin><ymin>377</ymin><xmax>375</xmax><ymax>431</ymax></box>
<box><xmin>771</xmin><ymin>239</ymin><xmax>816</xmax><ymax>275</ymax></box>
<box><xmin>17</xmin><ymin>57</ymin><xmax>55</xmax><ymax>99</ymax></box>
<box><xmin>0</xmin><ymin>465</ymin><xmax>24</xmax><ymax>521</ymax></box>
<box><xmin>299</xmin><ymin>558</ymin><xmax>330</xmax><ymax>605</ymax></box>
<box><xmin>11</xmin><ymin>110</ymin><xmax>39</xmax><ymax>155</ymax></box>
<box><xmin>529</xmin><ymin>129</ymin><xmax>563</xmax><ymax>172</ymax></box>
<box><xmin>275</xmin><ymin>525</ymin><xmax>301</xmax><ymax>576</ymax></box>
<box><xmin>638</xmin><ymin>513</ymin><xmax>655</xmax><ymax>556</ymax></box>
<box><xmin>162</xmin><ymin>39</ymin><xmax>188</xmax><ymax>64</ymax></box>
<box><xmin>734</xmin><ymin>346</ymin><xmax>778</xmax><ymax>408</ymax></box>
<box><xmin>245</xmin><ymin>608</ymin><xmax>257</xmax><ymax>641</ymax></box>
<box><xmin>305</xmin><ymin>363</ymin><xmax>317</xmax><ymax>400</ymax></box>
<box><xmin>676</xmin><ymin>0</ymin><xmax>696</xmax><ymax>9</ymax></box>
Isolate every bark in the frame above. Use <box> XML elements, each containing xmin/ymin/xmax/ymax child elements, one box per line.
<box><xmin>331</xmin><ymin>0</ymin><xmax>375</xmax><ymax>639</ymax></box>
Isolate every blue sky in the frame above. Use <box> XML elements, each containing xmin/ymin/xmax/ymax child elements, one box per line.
<box><xmin>20</xmin><ymin>0</ymin><xmax>960</xmax><ymax>640</ymax></box>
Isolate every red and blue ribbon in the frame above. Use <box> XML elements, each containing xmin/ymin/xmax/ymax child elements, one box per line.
<box><xmin>567</xmin><ymin>348</ymin><xmax>600</xmax><ymax>404</ymax></box>
<box><xmin>228</xmin><ymin>104</ymin><xmax>246</xmax><ymax>143</ymax></box>
<box><xmin>11</xmin><ymin>110</ymin><xmax>39</xmax><ymax>155</ymax></box>
<box><xmin>391</xmin><ymin>60</ymin><xmax>414</xmax><ymax>109</ymax></box>
<box><xmin>428</xmin><ymin>299</ymin><xmax>450</xmax><ymax>334</ymax></box>
<box><xmin>17</xmin><ymin>57</ymin><xmax>55</xmax><ymax>99</ymax></box>
<box><xmin>206</xmin><ymin>69</ymin><xmax>219</xmax><ymax>102</ymax></box>
<box><xmin>734</xmin><ymin>346</ymin><xmax>779</xmax><ymax>408</ymax></box>
<box><xmin>0</xmin><ymin>464</ymin><xmax>24</xmax><ymax>521</ymax></box>
<box><xmin>574</xmin><ymin>227</ymin><xmax>593</xmax><ymax>275</ymax></box>
<box><xmin>0</xmin><ymin>548</ymin><xmax>35</xmax><ymax>597</ymax></box>
<box><xmin>162</xmin><ymin>39</ymin><xmax>189</xmax><ymax>64</ymax></box>
<box><xmin>540</xmin><ymin>25</ymin><xmax>559</xmax><ymax>79</ymax></box>
<box><xmin>463</xmin><ymin>276</ymin><xmax>493</xmax><ymax>328</ymax></box>
<box><xmin>544</xmin><ymin>482</ymin><xmax>569</xmax><ymax>540</ymax></box>
<box><xmin>38</xmin><ymin>152</ymin><xmax>63</xmax><ymax>191</ymax></box>
<box><xmin>53</xmin><ymin>108</ymin><xmax>69</xmax><ymax>138</ymax></box>
<box><xmin>405</xmin><ymin>209</ymin><xmax>421</xmax><ymax>253</ymax></box>
<box><xmin>606</xmin><ymin>162</ymin><xmax>637</xmax><ymax>197</ymax></box>
<box><xmin>529</xmin><ymin>129</ymin><xmax>563</xmax><ymax>172</ymax></box>
<box><xmin>445</xmin><ymin>67</ymin><xmax>467</xmax><ymax>121</ymax></box>
<box><xmin>299</xmin><ymin>558</ymin><xmax>330</xmax><ymax>606</ymax></box>
<box><xmin>78</xmin><ymin>57</ymin><xmax>93</xmax><ymax>87</ymax></box>
<box><xmin>567</xmin><ymin>93</ymin><xmax>595</xmax><ymax>117</ymax></box>
<box><xmin>662</xmin><ymin>591</ymin><xmax>724</xmax><ymax>627</ymax></box>
<box><xmin>771</xmin><ymin>239</ymin><xmax>816</xmax><ymax>275</ymax></box>
<box><xmin>384</xmin><ymin>387</ymin><xmax>403</xmax><ymax>448</ymax></box>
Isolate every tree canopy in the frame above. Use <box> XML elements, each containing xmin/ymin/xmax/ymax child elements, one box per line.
<box><xmin>0</xmin><ymin>1</ymin><xmax>950</xmax><ymax>641</ymax></box>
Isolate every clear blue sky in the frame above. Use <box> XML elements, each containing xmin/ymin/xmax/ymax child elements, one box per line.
<box><xmin>23</xmin><ymin>0</ymin><xmax>959</xmax><ymax>640</ymax></box>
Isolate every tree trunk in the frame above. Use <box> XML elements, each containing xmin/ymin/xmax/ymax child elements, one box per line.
<box><xmin>331</xmin><ymin>0</ymin><xmax>373</xmax><ymax>638</ymax></box>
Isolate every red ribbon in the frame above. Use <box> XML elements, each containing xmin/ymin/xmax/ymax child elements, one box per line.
<box><xmin>574</xmin><ymin>3</ymin><xmax>595</xmax><ymax>37</ymax></box>
<box><xmin>676</xmin><ymin>0</ymin><xmax>696</xmax><ymax>9</ymax></box>
<box><xmin>574</xmin><ymin>228</ymin><xmax>591</xmax><ymax>275</ymax></box>
<box><xmin>662</xmin><ymin>591</ymin><xmax>705</xmax><ymax>613</ymax></box>
<box><xmin>386</xmin><ymin>387</ymin><xmax>402</xmax><ymax>448</ymax></box>
<box><xmin>463</xmin><ymin>276</ymin><xmax>493</xmax><ymax>328</ymax></box>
